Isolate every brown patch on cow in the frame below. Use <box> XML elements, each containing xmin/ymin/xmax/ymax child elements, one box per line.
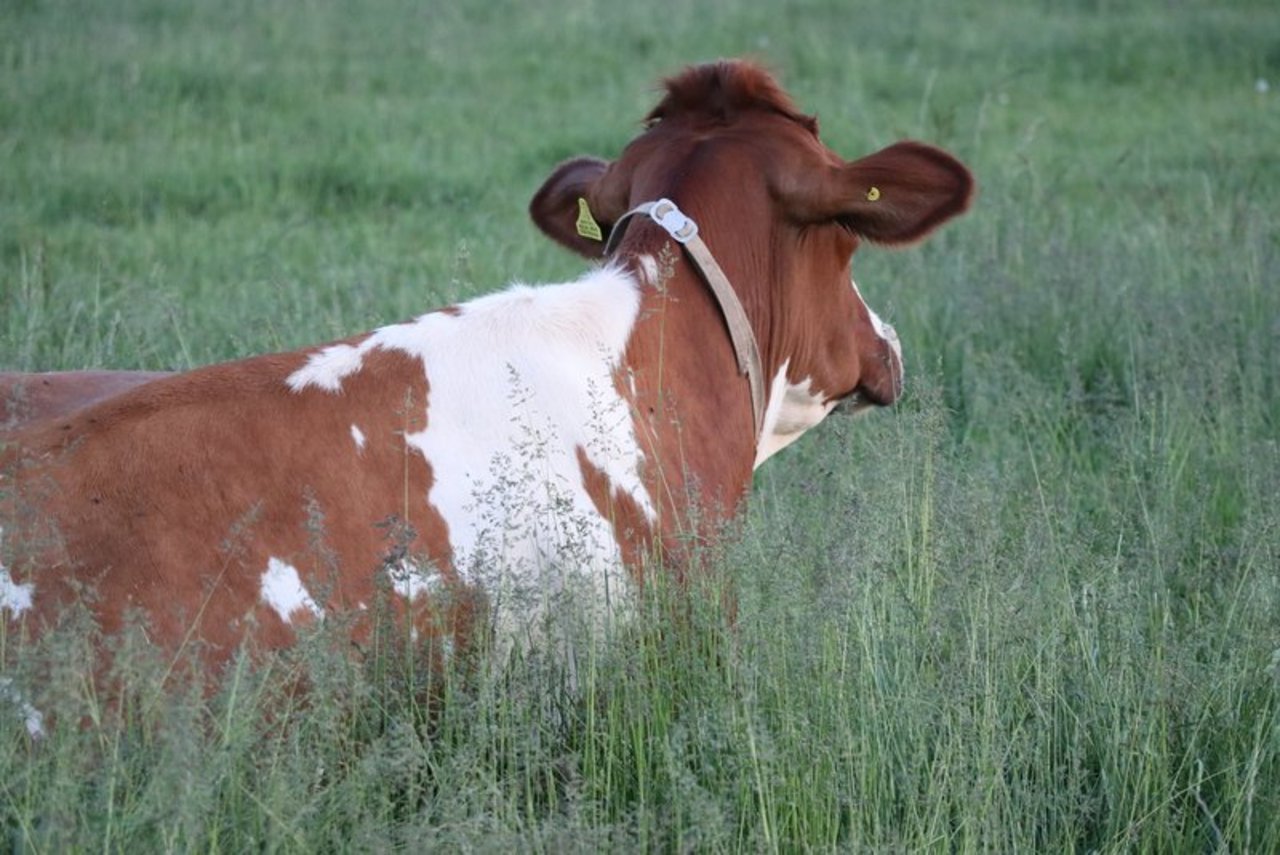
<box><xmin>575</xmin><ymin>446</ymin><xmax>656</xmax><ymax>585</ymax></box>
<box><xmin>0</xmin><ymin>342</ymin><xmax>465</xmax><ymax>666</ymax></box>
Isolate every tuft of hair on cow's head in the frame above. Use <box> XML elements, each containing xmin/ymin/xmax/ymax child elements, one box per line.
<box><xmin>644</xmin><ymin>58</ymin><xmax>818</xmax><ymax>132</ymax></box>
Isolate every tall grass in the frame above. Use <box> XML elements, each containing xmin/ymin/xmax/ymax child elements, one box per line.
<box><xmin>3</xmin><ymin>0</ymin><xmax>1279</xmax><ymax>849</ymax></box>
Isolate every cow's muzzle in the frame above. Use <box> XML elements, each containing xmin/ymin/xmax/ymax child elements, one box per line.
<box><xmin>834</xmin><ymin>320</ymin><xmax>904</xmax><ymax>414</ymax></box>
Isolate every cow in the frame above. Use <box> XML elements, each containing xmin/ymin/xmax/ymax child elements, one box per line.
<box><xmin>0</xmin><ymin>60</ymin><xmax>972</xmax><ymax>698</ymax></box>
<box><xmin>1</xmin><ymin>371</ymin><xmax>171</xmax><ymax>430</ymax></box>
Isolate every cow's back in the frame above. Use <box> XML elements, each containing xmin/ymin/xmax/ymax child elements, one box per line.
<box><xmin>1</xmin><ymin>347</ymin><xmax>443</xmax><ymax>657</ymax></box>
<box><xmin>0</xmin><ymin>371</ymin><xmax>171</xmax><ymax>430</ymax></box>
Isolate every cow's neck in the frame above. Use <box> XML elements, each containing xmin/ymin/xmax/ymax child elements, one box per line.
<box><xmin>614</xmin><ymin>244</ymin><xmax>763</xmax><ymax>539</ymax></box>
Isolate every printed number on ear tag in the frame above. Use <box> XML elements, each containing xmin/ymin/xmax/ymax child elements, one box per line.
<box><xmin>576</xmin><ymin>198</ymin><xmax>604</xmax><ymax>241</ymax></box>
<box><xmin>866</xmin><ymin>186</ymin><xmax>881</xmax><ymax>202</ymax></box>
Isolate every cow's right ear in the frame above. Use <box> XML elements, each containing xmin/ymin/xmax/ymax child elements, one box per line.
<box><xmin>529</xmin><ymin>157</ymin><xmax>623</xmax><ymax>258</ymax></box>
<box><xmin>782</xmin><ymin>141</ymin><xmax>974</xmax><ymax>246</ymax></box>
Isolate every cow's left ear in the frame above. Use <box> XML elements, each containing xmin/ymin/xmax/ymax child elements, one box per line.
<box><xmin>530</xmin><ymin>157</ymin><xmax>628</xmax><ymax>258</ymax></box>
<box><xmin>787</xmin><ymin>141</ymin><xmax>975</xmax><ymax>246</ymax></box>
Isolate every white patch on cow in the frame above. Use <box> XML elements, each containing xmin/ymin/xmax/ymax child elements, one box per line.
<box><xmin>281</xmin><ymin>266</ymin><xmax>657</xmax><ymax>655</ymax></box>
<box><xmin>0</xmin><ymin>570</ymin><xmax>32</xmax><ymax>617</ymax></box>
<box><xmin>867</xmin><ymin>305</ymin><xmax>902</xmax><ymax>373</ymax></box>
<box><xmin>260</xmin><ymin>557</ymin><xmax>323</xmax><ymax>625</ymax></box>
<box><xmin>853</xmin><ymin>277</ymin><xmax>904</xmax><ymax>371</ymax></box>
<box><xmin>286</xmin><ymin>342</ymin><xmax>367</xmax><ymax>393</ymax></box>
<box><xmin>754</xmin><ymin>359</ymin><xmax>837</xmax><ymax>469</ymax></box>
<box><xmin>408</xmin><ymin>267</ymin><xmax>656</xmax><ymax>653</ymax></box>
<box><xmin>350</xmin><ymin>424</ymin><xmax>367</xmax><ymax>452</ymax></box>
<box><xmin>865</xmin><ymin>306</ymin><xmax>904</xmax><ymax>408</ymax></box>
<box><xmin>0</xmin><ymin>677</ymin><xmax>44</xmax><ymax>738</ymax></box>
<box><xmin>0</xmin><ymin>528</ymin><xmax>34</xmax><ymax>618</ymax></box>
<box><xmin>387</xmin><ymin>559</ymin><xmax>444</xmax><ymax>602</ymax></box>
<box><xmin>634</xmin><ymin>253</ymin><xmax>660</xmax><ymax>287</ymax></box>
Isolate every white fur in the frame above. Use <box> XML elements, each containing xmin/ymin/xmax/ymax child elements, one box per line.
<box><xmin>286</xmin><ymin>266</ymin><xmax>657</xmax><ymax>652</ymax></box>
<box><xmin>0</xmin><ymin>528</ymin><xmax>34</xmax><ymax>618</ymax></box>
<box><xmin>853</xmin><ymin>277</ymin><xmax>903</xmax><ymax>370</ymax></box>
<box><xmin>754</xmin><ymin>359</ymin><xmax>837</xmax><ymax>468</ymax></box>
<box><xmin>285</xmin><ymin>342</ymin><xmax>367</xmax><ymax>393</ymax></box>
<box><xmin>0</xmin><ymin>677</ymin><xmax>43</xmax><ymax>738</ymax></box>
<box><xmin>260</xmin><ymin>557</ymin><xmax>323</xmax><ymax>625</ymax></box>
<box><xmin>0</xmin><ymin>570</ymin><xmax>32</xmax><ymax>617</ymax></box>
<box><xmin>858</xmin><ymin>280</ymin><xmax>904</xmax><ymax>404</ymax></box>
<box><xmin>350</xmin><ymin>424</ymin><xmax>366</xmax><ymax>452</ymax></box>
<box><xmin>634</xmin><ymin>253</ymin><xmax>660</xmax><ymax>287</ymax></box>
<box><xmin>387</xmin><ymin>558</ymin><xmax>444</xmax><ymax>602</ymax></box>
<box><xmin>866</xmin><ymin>306</ymin><xmax>902</xmax><ymax>370</ymax></box>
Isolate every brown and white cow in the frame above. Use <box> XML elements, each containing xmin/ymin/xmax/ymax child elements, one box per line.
<box><xmin>0</xmin><ymin>61</ymin><xmax>972</xmax><ymax>707</ymax></box>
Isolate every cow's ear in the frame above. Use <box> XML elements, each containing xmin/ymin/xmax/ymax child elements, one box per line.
<box><xmin>530</xmin><ymin>157</ymin><xmax>628</xmax><ymax>258</ymax></box>
<box><xmin>790</xmin><ymin>141</ymin><xmax>974</xmax><ymax>246</ymax></box>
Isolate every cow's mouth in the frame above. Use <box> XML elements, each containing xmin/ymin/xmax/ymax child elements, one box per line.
<box><xmin>832</xmin><ymin>391</ymin><xmax>875</xmax><ymax>415</ymax></box>
<box><xmin>832</xmin><ymin>383</ymin><xmax>895</xmax><ymax>415</ymax></box>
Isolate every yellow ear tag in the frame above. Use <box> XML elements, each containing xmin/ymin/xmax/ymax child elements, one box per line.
<box><xmin>575</xmin><ymin>197</ymin><xmax>603</xmax><ymax>241</ymax></box>
<box><xmin>866</xmin><ymin>186</ymin><xmax>881</xmax><ymax>202</ymax></box>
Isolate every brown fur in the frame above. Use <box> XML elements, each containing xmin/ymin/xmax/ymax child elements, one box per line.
<box><xmin>646</xmin><ymin>60</ymin><xmax>819</xmax><ymax>134</ymax></box>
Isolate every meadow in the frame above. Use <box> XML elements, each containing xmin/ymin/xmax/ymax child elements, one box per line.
<box><xmin>2</xmin><ymin>0</ymin><xmax>1279</xmax><ymax>849</ymax></box>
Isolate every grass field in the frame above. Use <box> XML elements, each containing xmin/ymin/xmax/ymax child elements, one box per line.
<box><xmin>3</xmin><ymin>0</ymin><xmax>1279</xmax><ymax>850</ymax></box>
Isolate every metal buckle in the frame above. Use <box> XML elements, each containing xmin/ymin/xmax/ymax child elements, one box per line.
<box><xmin>648</xmin><ymin>199</ymin><xmax>698</xmax><ymax>244</ymax></box>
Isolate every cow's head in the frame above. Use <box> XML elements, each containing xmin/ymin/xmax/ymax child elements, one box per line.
<box><xmin>531</xmin><ymin>60</ymin><xmax>973</xmax><ymax>463</ymax></box>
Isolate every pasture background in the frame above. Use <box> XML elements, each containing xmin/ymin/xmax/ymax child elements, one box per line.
<box><xmin>2</xmin><ymin>0</ymin><xmax>1279</xmax><ymax>850</ymax></box>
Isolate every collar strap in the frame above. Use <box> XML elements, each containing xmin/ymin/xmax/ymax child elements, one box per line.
<box><xmin>606</xmin><ymin>199</ymin><xmax>766</xmax><ymax>439</ymax></box>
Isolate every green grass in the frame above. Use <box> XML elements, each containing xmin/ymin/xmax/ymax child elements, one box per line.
<box><xmin>3</xmin><ymin>0</ymin><xmax>1279</xmax><ymax>849</ymax></box>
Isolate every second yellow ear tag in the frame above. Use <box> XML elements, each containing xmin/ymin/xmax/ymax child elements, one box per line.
<box><xmin>576</xmin><ymin>198</ymin><xmax>603</xmax><ymax>241</ymax></box>
<box><xmin>866</xmin><ymin>186</ymin><xmax>881</xmax><ymax>202</ymax></box>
